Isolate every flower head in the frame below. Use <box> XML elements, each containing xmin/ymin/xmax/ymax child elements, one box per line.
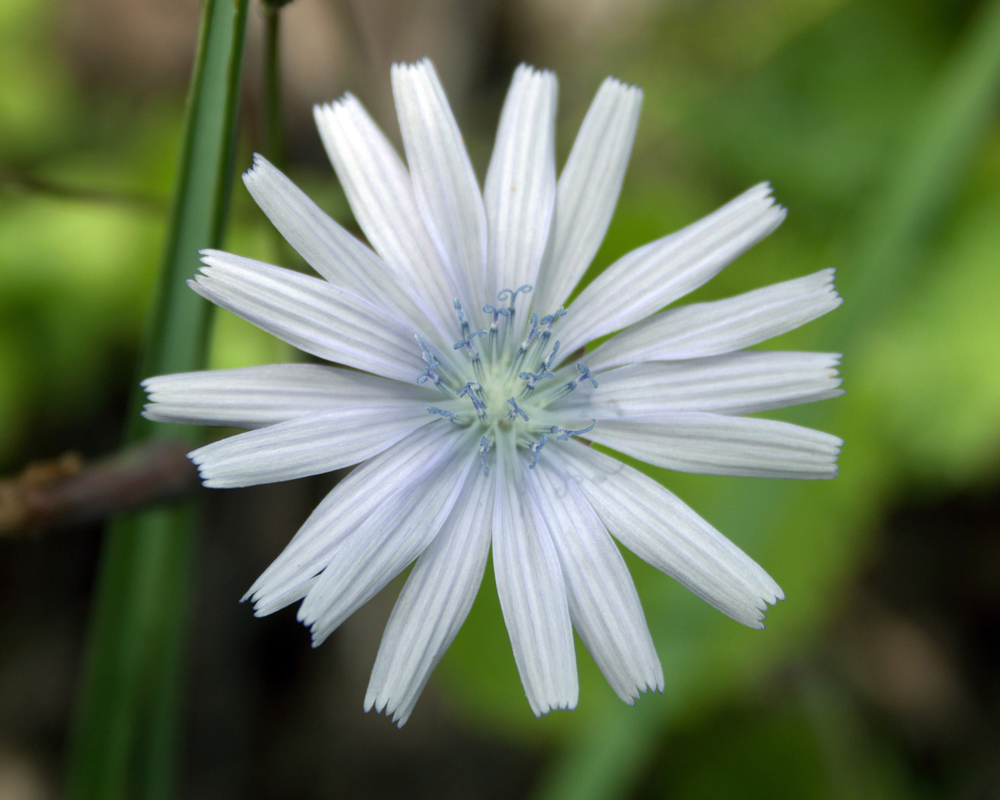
<box><xmin>142</xmin><ymin>59</ymin><xmax>843</xmax><ymax>724</ymax></box>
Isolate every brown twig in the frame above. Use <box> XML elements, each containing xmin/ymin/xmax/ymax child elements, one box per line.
<box><xmin>0</xmin><ymin>440</ymin><xmax>201</xmax><ymax>537</ymax></box>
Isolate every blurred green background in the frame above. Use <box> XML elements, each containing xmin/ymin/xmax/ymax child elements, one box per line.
<box><xmin>2</xmin><ymin>0</ymin><xmax>1000</xmax><ymax>797</ymax></box>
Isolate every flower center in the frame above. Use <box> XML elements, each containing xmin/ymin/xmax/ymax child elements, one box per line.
<box><xmin>415</xmin><ymin>286</ymin><xmax>597</xmax><ymax>474</ymax></box>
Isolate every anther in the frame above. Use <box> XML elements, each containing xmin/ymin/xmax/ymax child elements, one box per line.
<box><xmin>520</xmin><ymin>313</ymin><xmax>539</xmax><ymax>350</ymax></box>
<box><xmin>506</xmin><ymin>397</ymin><xmax>529</xmax><ymax>422</ymax></box>
<box><xmin>479</xmin><ymin>436</ymin><xmax>490</xmax><ymax>477</ymax></box>
<box><xmin>528</xmin><ymin>434</ymin><xmax>548</xmax><ymax>469</ymax></box>
<box><xmin>427</xmin><ymin>407</ymin><xmax>458</xmax><ymax>422</ymax></box>
<box><xmin>458</xmin><ymin>382</ymin><xmax>487</xmax><ymax>420</ymax></box>
<box><xmin>416</xmin><ymin>334</ymin><xmax>437</xmax><ymax>365</ymax></box>
<box><xmin>519</xmin><ymin>370</ymin><xmax>555</xmax><ymax>391</ymax></box>
<box><xmin>453</xmin><ymin>299</ymin><xmax>471</xmax><ymax>337</ymax></box>
<box><xmin>542</xmin><ymin>341</ymin><xmax>561</xmax><ymax>372</ymax></box>
<box><xmin>551</xmin><ymin>420</ymin><xmax>596</xmax><ymax>441</ymax></box>
<box><xmin>415</xmin><ymin>334</ymin><xmax>441</xmax><ymax>386</ymax></box>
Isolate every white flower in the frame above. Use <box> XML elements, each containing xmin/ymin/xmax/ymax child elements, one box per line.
<box><xmin>142</xmin><ymin>59</ymin><xmax>843</xmax><ymax>725</ymax></box>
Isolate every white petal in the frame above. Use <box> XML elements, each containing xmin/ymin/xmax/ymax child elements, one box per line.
<box><xmin>142</xmin><ymin>363</ymin><xmax>436</xmax><ymax>429</ymax></box>
<box><xmin>533</xmin><ymin>78</ymin><xmax>642</xmax><ymax>315</ymax></box>
<box><xmin>557</xmin><ymin>351</ymin><xmax>843</xmax><ymax>418</ymax></box>
<box><xmin>550</xmin><ymin>440</ymin><xmax>782</xmax><ymax>628</ymax></box>
<box><xmin>484</xmin><ymin>64</ymin><xmax>558</xmax><ymax>302</ymax></box>
<box><xmin>587</xmin><ymin>412</ymin><xmax>842</xmax><ymax>480</ymax></box>
<box><xmin>529</xmin><ymin>457</ymin><xmax>663</xmax><ymax>703</ymax></box>
<box><xmin>298</xmin><ymin>431</ymin><xmax>478</xmax><ymax>646</ymax></box>
<box><xmin>493</xmin><ymin>434</ymin><xmax>577</xmax><ymax>716</ymax></box>
<box><xmin>586</xmin><ymin>269</ymin><xmax>842</xmax><ymax>371</ymax></box>
<box><xmin>556</xmin><ymin>184</ymin><xmax>787</xmax><ymax>358</ymax></box>
<box><xmin>242</xmin><ymin>154</ymin><xmax>387</xmax><ymax>298</ymax></box>
<box><xmin>313</xmin><ymin>95</ymin><xmax>459</xmax><ymax>332</ymax></box>
<box><xmin>245</xmin><ymin>422</ymin><xmax>466</xmax><ymax>617</ymax></box>
<box><xmin>190</xmin><ymin>251</ymin><xmax>429</xmax><ymax>383</ymax></box>
<box><xmin>365</xmin><ymin>464</ymin><xmax>494</xmax><ymax>726</ymax></box>
<box><xmin>188</xmin><ymin>404</ymin><xmax>432</xmax><ymax>488</ymax></box>
<box><xmin>391</xmin><ymin>59</ymin><xmax>487</xmax><ymax>307</ymax></box>
<box><xmin>242</xmin><ymin>154</ymin><xmax>453</xmax><ymax>346</ymax></box>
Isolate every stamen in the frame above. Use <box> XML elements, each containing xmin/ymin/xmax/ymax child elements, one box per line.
<box><xmin>457</xmin><ymin>381</ymin><xmax>488</xmax><ymax>420</ymax></box>
<box><xmin>506</xmin><ymin>397</ymin><xmax>529</xmax><ymax>422</ymax></box>
<box><xmin>540</xmin><ymin>308</ymin><xmax>566</xmax><ymax>331</ymax></box>
<box><xmin>453</xmin><ymin>298</ymin><xmax>471</xmax><ymax>338</ymax></box>
<box><xmin>497</xmin><ymin>284</ymin><xmax>533</xmax><ymax>309</ymax></box>
<box><xmin>453</xmin><ymin>329</ymin><xmax>486</xmax><ymax>360</ymax></box>
<box><xmin>551</xmin><ymin>420</ymin><xmax>596</xmax><ymax>441</ymax></box>
<box><xmin>519</xmin><ymin>370</ymin><xmax>554</xmax><ymax>391</ymax></box>
<box><xmin>505</xmin><ymin>313</ymin><xmax>540</xmax><ymax>379</ymax></box>
<box><xmin>542</xmin><ymin>341</ymin><xmax>561</xmax><ymax>372</ymax></box>
<box><xmin>521</xmin><ymin>313</ymin><xmax>539</xmax><ymax>350</ymax></box>
<box><xmin>418</xmin><ymin>298</ymin><xmax>599</xmax><ymax>466</ymax></box>
<box><xmin>546</xmin><ymin>360</ymin><xmax>600</xmax><ymax>402</ymax></box>
<box><xmin>482</xmin><ymin>303</ymin><xmax>511</xmax><ymax>325</ymax></box>
<box><xmin>574</xmin><ymin>362</ymin><xmax>597</xmax><ymax>389</ymax></box>
<box><xmin>479</xmin><ymin>436</ymin><xmax>490</xmax><ymax>476</ymax></box>
<box><xmin>483</xmin><ymin>303</ymin><xmax>511</xmax><ymax>361</ymax></box>
<box><xmin>497</xmin><ymin>285</ymin><xmax>533</xmax><ymax>353</ymax></box>
<box><xmin>528</xmin><ymin>434</ymin><xmax>548</xmax><ymax>469</ymax></box>
<box><xmin>415</xmin><ymin>334</ymin><xmax>441</xmax><ymax>386</ymax></box>
<box><xmin>416</xmin><ymin>334</ymin><xmax>436</xmax><ymax>362</ymax></box>
<box><xmin>537</xmin><ymin>308</ymin><xmax>566</xmax><ymax>353</ymax></box>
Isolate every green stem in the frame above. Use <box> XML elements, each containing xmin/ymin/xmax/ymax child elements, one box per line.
<box><xmin>64</xmin><ymin>0</ymin><xmax>249</xmax><ymax>797</ymax></box>
<box><xmin>262</xmin><ymin>2</ymin><xmax>285</xmax><ymax>170</ymax></box>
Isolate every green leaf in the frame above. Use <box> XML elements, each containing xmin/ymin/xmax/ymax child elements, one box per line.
<box><xmin>64</xmin><ymin>0</ymin><xmax>249</xmax><ymax>797</ymax></box>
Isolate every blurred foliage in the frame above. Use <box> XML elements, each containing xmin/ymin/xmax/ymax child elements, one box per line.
<box><xmin>1</xmin><ymin>0</ymin><xmax>999</xmax><ymax>797</ymax></box>
<box><xmin>0</xmin><ymin>0</ymin><xmax>297</xmax><ymax>464</ymax></box>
